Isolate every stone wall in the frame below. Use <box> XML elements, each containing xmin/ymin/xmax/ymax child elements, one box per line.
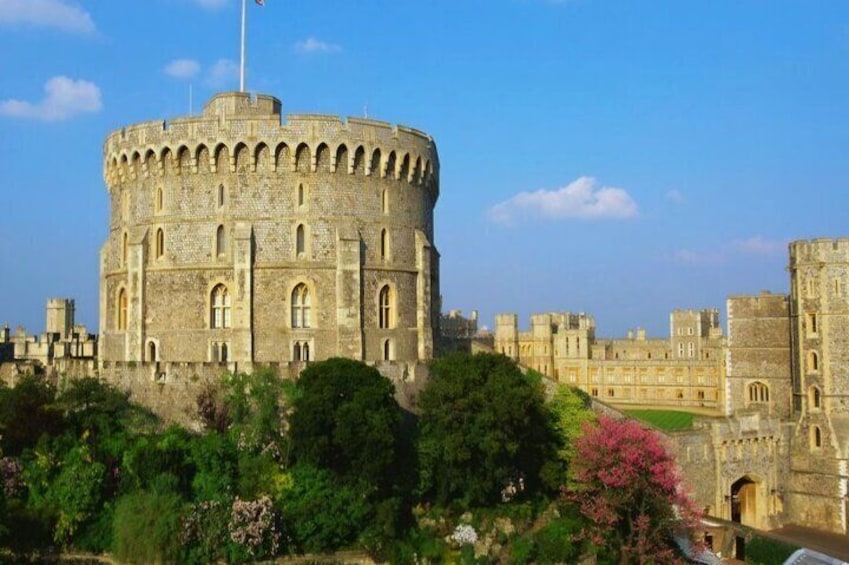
<box><xmin>95</xmin><ymin>359</ymin><xmax>430</xmax><ymax>428</ymax></box>
<box><xmin>726</xmin><ymin>292</ymin><xmax>792</xmax><ymax>419</ymax></box>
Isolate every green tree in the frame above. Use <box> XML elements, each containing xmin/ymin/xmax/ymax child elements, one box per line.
<box><xmin>120</xmin><ymin>425</ymin><xmax>195</xmax><ymax>496</ymax></box>
<box><xmin>417</xmin><ymin>353</ymin><xmax>559</xmax><ymax>507</ymax></box>
<box><xmin>56</xmin><ymin>377</ymin><xmax>133</xmax><ymax>438</ymax></box>
<box><xmin>221</xmin><ymin>368</ymin><xmax>291</xmax><ymax>456</ymax></box>
<box><xmin>540</xmin><ymin>383</ymin><xmax>596</xmax><ymax>488</ymax></box>
<box><xmin>111</xmin><ymin>487</ymin><xmax>183</xmax><ymax>564</ymax></box>
<box><xmin>279</xmin><ymin>464</ymin><xmax>369</xmax><ymax>554</ymax></box>
<box><xmin>0</xmin><ymin>375</ymin><xmax>63</xmax><ymax>456</ymax></box>
<box><xmin>49</xmin><ymin>444</ymin><xmax>106</xmax><ymax>545</ymax></box>
<box><xmin>189</xmin><ymin>432</ymin><xmax>238</xmax><ymax>502</ymax></box>
<box><xmin>288</xmin><ymin>358</ymin><xmax>404</xmax><ymax>494</ymax></box>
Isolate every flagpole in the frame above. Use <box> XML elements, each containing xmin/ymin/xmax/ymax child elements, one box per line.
<box><xmin>239</xmin><ymin>0</ymin><xmax>246</xmax><ymax>92</ymax></box>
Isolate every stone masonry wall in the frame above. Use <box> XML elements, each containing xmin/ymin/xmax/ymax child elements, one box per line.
<box><xmin>100</xmin><ymin>92</ymin><xmax>439</xmax><ymax>366</ymax></box>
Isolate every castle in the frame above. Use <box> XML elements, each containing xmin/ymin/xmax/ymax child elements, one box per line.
<box><xmin>494</xmin><ymin>239</ymin><xmax>849</xmax><ymax>536</ymax></box>
<box><xmin>0</xmin><ymin>298</ymin><xmax>97</xmax><ymax>367</ymax></box>
<box><xmin>99</xmin><ymin>92</ymin><xmax>439</xmax><ymax>369</ymax></box>
<box><xmin>1</xmin><ymin>90</ymin><xmax>847</xmax><ymax>543</ymax></box>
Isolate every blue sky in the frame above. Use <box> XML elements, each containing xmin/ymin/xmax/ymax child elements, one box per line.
<box><xmin>1</xmin><ymin>0</ymin><xmax>848</xmax><ymax>337</ymax></box>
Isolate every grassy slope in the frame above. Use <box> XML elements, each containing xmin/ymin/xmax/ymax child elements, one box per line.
<box><xmin>624</xmin><ymin>409</ymin><xmax>695</xmax><ymax>430</ymax></box>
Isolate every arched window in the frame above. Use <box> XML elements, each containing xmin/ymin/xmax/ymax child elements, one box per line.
<box><xmin>122</xmin><ymin>232</ymin><xmax>128</xmax><ymax>266</ymax></box>
<box><xmin>117</xmin><ymin>288</ymin><xmax>127</xmax><ymax>330</ymax></box>
<box><xmin>383</xmin><ymin>338</ymin><xmax>392</xmax><ymax>361</ymax></box>
<box><xmin>382</xmin><ymin>189</ymin><xmax>389</xmax><ymax>214</ymax></box>
<box><xmin>218</xmin><ymin>184</ymin><xmax>225</xmax><ymax>207</ymax></box>
<box><xmin>297</xmin><ymin>184</ymin><xmax>305</xmax><ymax>207</ymax></box>
<box><xmin>220</xmin><ymin>342</ymin><xmax>228</xmax><ymax>362</ymax></box>
<box><xmin>380</xmin><ymin>229</ymin><xmax>389</xmax><ymax>261</ymax></box>
<box><xmin>155</xmin><ymin>228</ymin><xmax>164</xmax><ymax>258</ymax></box>
<box><xmin>148</xmin><ymin>341</ymin><xmax>157</xmax><ymax>362</ymax></box>
<box><xmin>293</xmin><ymin>341</ymin><xmax>311</xmax><ymax>361</ymax></box>
<box><xmin>291</xmin><ymin>284</ymin><xmax>311</xmax><ymax>328</ymax></box>
<box><xmin>812</xmin><ymin>426</ymin><xmax>822</xmax><ymax>449</ymax></box>
<box><xmin>810</xmin><ymin>386</ymin><xmax>822</xmax><ymax>409</ymax></box>
<box><xmin>748</xmin><ymin>381</ymin><xmax>769</xmax><ymax>403</ymax></box>
<box><xmin>155</xmin><ymin>186</ymin><xmax>163</xmax><ymax>212</ymax></box>
<box><xmin>211</xmin><ymin>284</ymin><xmax>231</xmax><ymax>328</ymax></box>
<box><xmin>216</xmin><ymin>225</ymin><xmax>226</xmax><ymax>256</ymax></box>
<box><xmin>379</xmin><ymin>285</ymin><xmax>392</xmax><ymax>329</ymax></box>
<box><xmin>296</xmin><ymin>224</ymin><xmax>306</xmax><ymax>257</ymax></box>
<box><xmin>809</xmin><ymin>351</ymin><xmax>819</xmax><ymax>372</ymax></box>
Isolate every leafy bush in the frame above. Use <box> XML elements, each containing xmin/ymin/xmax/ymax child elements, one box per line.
<box><xmin>509</xmin><ymin>535</ymin><xmax>536</xmax><ymax>565</ymax></box>
<box><xmin>111</xmin><ymin>488</ymin><xmax>184</xmax><ymax>564</ymax></box>
<box><xmin>181</xmin><ymin>498</ymin><xmax>232</xmax><ymax>565</ymax></box>
<box><xmin>534</xmin><ymin>514</ymin><xmax>583</xmax><ymax>563</ymax></box>
<box><xmin>279</xmin><ymin>464</ymin><xmax>369</xmax><ymax>554</ymax></box>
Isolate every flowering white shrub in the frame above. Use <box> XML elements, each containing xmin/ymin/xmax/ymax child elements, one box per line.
<box><xmin>451</xmin><ymin>523</ymin><xmax>478</xmax><ymax>546</ymax></box>
<box><xmin>229</xmin><ymin>496</ymin><xmax>281</xmax><ymax>556</ymax></box>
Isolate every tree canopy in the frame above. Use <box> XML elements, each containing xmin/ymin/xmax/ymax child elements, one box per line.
<box><xmin>288</xmin><ymin>358</ymin><xmax>405</xmax><ymax>495</ymax></box>
<box><xmin>417</xmin><ymin>352</ymin><xmax>559</xmax><ymax>507</ymax></box>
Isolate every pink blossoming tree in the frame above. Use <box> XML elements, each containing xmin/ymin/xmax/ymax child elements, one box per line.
<box><xmin>566</xmin><ymin>416</ymin><xmax>701</xmax><ymax>565</ymax></box>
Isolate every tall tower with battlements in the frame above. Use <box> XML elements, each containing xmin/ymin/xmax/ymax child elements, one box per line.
<box><xmin>788</xmin><ymin>238</ymin><xmax>849</xmax><ymax>533</ymax></box>
<box><xmin>100</xmin><ymin>92</ymin><xmax>440</xmax><ymax>367</ymax></box>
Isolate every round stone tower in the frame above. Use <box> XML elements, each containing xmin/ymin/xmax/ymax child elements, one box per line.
<box><xmin>100</xmin><ymin>92</ymin><xmax>440</xmax><ymax>367</ymax></box>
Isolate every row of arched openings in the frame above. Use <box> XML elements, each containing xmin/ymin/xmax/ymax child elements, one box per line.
<box><xmin>110</xmin><ymin>143</ymin><xmax>435</xmax><ymax>186</ymax></box>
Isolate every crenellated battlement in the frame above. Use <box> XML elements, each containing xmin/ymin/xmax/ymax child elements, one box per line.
<box><xmin>789</xmin><ymin>237</ymin><xmax>849</xmax><ymax>265</ymax></box>
<box><xmin>103</xmin><ymin>92</ymin><xmax>439</xmax><ymax>198</ymax></box>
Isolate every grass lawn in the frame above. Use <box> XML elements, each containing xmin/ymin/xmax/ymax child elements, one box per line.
<box><xmin>624</xmin><ymin>409</ymin><xmax>695</xmax><ymax>430</ymax></box>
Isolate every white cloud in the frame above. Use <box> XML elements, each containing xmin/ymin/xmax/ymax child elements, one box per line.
<box><xmin>0</xmin><ymin>0</ymin><xmax>95</xmax><ymax>33</ymax></box>
<box><xmin>206</xmin><ymin>58</ymin><xmax>239</xmax><ymax>87</ymax></box>
<box><xmin>0</xmin><ymin>76</ymin><xmax>102</xmax><ymax>121</ymax></box>
<box><xmin>732</xmin><ymin>235</ymin><xmax>787</xmax><ymax>255</ymax></box>
<box><xmin>665</xmin><ymin>189</ymin><xmax>685</xmax><ymax>203</ymax></box>
<box><xmin>164</xmin><ymin>58</ymin><xmax>201</xmax><ymax>80</ymax></box>
<box><xmin>294</xmin><ymin>37</ymin><xmax>342</xmax><ymax>54</ymax></box>
<box><xmin>487</xmin><ymin>176</ymin><xmax>638</xmax><ymax>225</ymax></box>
